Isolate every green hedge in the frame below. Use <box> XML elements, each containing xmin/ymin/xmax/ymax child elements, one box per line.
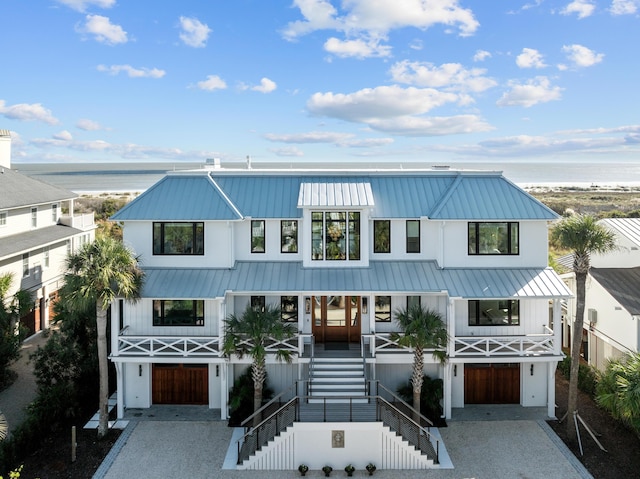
<box><xmin>557</xmin><ymin>355</ymin><xmax>598</xmax><ymax>398</ymax></box>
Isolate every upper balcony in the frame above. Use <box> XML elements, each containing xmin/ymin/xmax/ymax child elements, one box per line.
<box><xmin>59</xmin><ymin>212</ymin><xmax>95</xmax><ymax>231</ymax></box>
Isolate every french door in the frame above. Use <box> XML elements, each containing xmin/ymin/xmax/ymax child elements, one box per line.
<box><xmin>311</xmin><ymin>296</ymin><xmax>361</xmax><ymax>343</ymax></box>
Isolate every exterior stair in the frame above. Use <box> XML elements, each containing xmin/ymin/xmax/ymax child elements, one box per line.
<box><xmin>308</xmin><ymin>357</ymin><xmax>367</xmax><ymax>403</ymax></box>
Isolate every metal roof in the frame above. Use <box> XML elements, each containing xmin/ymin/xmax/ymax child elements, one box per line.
<box><xmin>111</xmin><ymin>170</ymin><xmax>559</xmax><ymax>221</ymax></box>
<box><xmin>0</xmin><ymin>225</ymin><xmax>83</xmax><ymax>260</ymax></box>
<box><xmin>590</xmin><ymin>267</ymin><xmax>640</xmax><ymax>315</ymax></box>
<box><xmin>140</xmin><ymin>260</ymin><xmax>572</xmax><ymax>300</ymax></box>
<box><xmin>0</xmin><ymin>168</ymin><xmax>77</xmax><ymax>210</ymax></box>
<box><xmin>600</xmin><ymin>218</ymin><xmax>640</xmax><ymax>247</ymax></box>
<box><xmin>298</xmin><ymin>182</ymin><xmax>375</xmax><ymax>208</ymax></box>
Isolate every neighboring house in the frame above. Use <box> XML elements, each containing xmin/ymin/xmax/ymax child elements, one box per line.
<box><xmin>0</xmin><ymin>130</ymin><xmax>96</xmax><ymax>335</ymax></box>
<box><xmin>561</xmin><ymin>218</ymin><xmax>640</xmax><ymax>370</ymax></box>
<box><xmin>110</xmin><ymin>163</ymin><xmax>571</xmax><ymax>429</ymax></box>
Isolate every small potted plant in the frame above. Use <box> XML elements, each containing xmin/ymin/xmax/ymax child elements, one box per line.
<box><xmin>366</xmin><ymin>463</ymin><xmax>377</xmax><ymax>475</ymax></box>
<box><xmin>322</xmin><ymin>465</ymin><xmax>333</xmax><ymax>477</ymax></box>
<box><xmin>345</xmin><ymin>464</ymin><xmax>355</xmax><ymax>476</ymax></box>
<box><xmin>298</xmin><ymin>464</ymin><xmax>309</xmax><ymax>476</ymax></box>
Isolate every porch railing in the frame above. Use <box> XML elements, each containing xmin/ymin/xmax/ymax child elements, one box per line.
<box><xmin>115</xmin><ymin>335</ymin><xmax>221</xmax><ymax>357</ymax></box>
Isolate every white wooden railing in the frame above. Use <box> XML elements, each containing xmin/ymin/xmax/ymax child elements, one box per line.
<box><xmin>59</xmin><ymin>212</ymin><xmax>95</xmax><ymax>230</ymax></box>
<box><xmin>116</xmin><ymin>336</ymin><xmax>221</xmax><ymax>357</ymax></box>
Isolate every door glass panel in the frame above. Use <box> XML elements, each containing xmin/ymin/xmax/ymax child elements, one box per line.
<box><xmin>350</xmin><ymin>296</ymin><xmax>359</xmax><ymax>326</ymax></box>
<box><xmin>314</xmin><ymin>296</ymin><xmax>322</xmax><ymax>327</ymax></box>
<box><xmin>326</xmin><ymin>296</ymin><xmax>345</xmax><ymax>326</ymax></box>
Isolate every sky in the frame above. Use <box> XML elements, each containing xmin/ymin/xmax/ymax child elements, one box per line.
<box><xmin>1</xmin><ymin>0</ymin><xmax>639</xmax><ymax>166</ymax></box>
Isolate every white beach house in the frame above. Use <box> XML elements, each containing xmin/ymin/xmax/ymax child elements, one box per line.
<box><xmin>109</xmin><ymin>164</ymin><xmax>571</xmax><ymax>469</ymax></box>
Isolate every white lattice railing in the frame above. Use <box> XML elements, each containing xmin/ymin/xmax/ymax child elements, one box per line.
<box><xmin>233</xmin><ymin>336</ymin><xmax>299</xmax><ymax>354</ymax></box>
<box><xmin>116</xmin><ymin>336</ymin><xmax>221</xmax><ymax>357</ymax></box>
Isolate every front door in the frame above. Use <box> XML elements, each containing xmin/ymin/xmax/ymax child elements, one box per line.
<box><xmin>312</xmin><ymin>296</ymin><xmax>360</xmax><ymax>343</ymax></box>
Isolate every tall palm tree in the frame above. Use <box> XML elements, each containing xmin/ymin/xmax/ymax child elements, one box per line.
<box><xmin>552</xmin><ymin>214</ymin><xmax>616</xmax><ymax>440</ymax></box>
<box><xmin>64</xmin><ymin>236</ymin><xmax>144</xmax><ymax>438</ymax></box>
<box><xmin>391</xmin><ymin>304</ymin><xmax>448</xmax><ymax>419</ymax></box>
<box><xmin>223</xmin><ymin>304</ymin><xmax>296</xmax><ymax>425</ymax></box>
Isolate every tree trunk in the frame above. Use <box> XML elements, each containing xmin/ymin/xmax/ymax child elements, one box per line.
<box><xmin>567</xmin><ymin>270</ymin><xmax>587</xmax><ymax>441</ymax></box>
<box><xmin>96</xmin><ymin>306</ymin><xmax>109</xmax><ymax>438</ymax></box>
<box><xmin>252</xmin><ymin>359</ymin><xmax>266</xmax><ymax>427</ymax></box>
<box><xmin>411</xmin><ymin>348</ymin><xmax>424</xmax><ymax>422</ymax></box>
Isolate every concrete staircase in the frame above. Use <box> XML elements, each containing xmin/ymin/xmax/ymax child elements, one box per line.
<box><xmin>308</xmin><ymin>356</ymin><xmax>367</xmax><ymax>402</ymax></box>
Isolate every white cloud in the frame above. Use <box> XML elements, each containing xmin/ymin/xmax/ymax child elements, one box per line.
<box><xmin>610</xmin><ymin>0</ymin><xmax>638</xmax><ymax>15</ymax></box>
<box><xmin>179</xmin><ymin>16</ymin><xmax>211</xmax><ymax>48</ymax></box>
<box><xmin>269</xmin><ymin>147</ymin><xmax>305</xmax><ymax>157</ymax></box>
<box><xmin>265</xmin><ymin>131</ymin><xmax>355</xmax><ymax>144</ymax></box>
<box><xmin>55</xmin><ymin>0</ymin><xmax>115</xmax><ymax>12</ymax></box>
<box><xmin>76</xmin><ymin>119</ymin><xmax>104</xmax><ymax>131</ymax></box>
<box><xmin>389</xmin><ymin>61</ymin><xmax>497</xmax><ymax>93</ymax></box>
<box><xmin>516</xmin><ymin>48</ymin><xmax>547</xmax><ymax>69</ymax></box>
<box><xmin>53</xmin><ymin>130</ymin><xmax>73</xmax><ymax>141</ymax></box>
<box><xmin>77</xmin><ymin>14</ymin><xmax>128</xmax><ymax>45</ymax></box>
<box><xmin>368</xmin><ymin>115</ymin><xmax>493</xmax><ymax>136</ymax></box>
<box><xmin>409</xmin><ymin>39</ymin><xmax>423</xmax><ymax>50</ymax></box>
<box><xmin>283</xmin><ymin>0</ymin><xmax>479</xmax><ymax>40</ymax></box>
<box><xmin>324</xmin><ymin>37</ymin><xmax>392</xmax><ymax>58</ymax></box>
<box><xmin>473</xmin><ymin>50</ymin><xmax>491</xmax><ymax>62</ymax></box>
<box><xmin>97</xmin><ymin>64</ymin><xmax>166</xmax><ymax>78</ymax></box>
<box><xmin>251</xmin><ymin>78</ymin><xmax>277</xmax><ymax>93</ymax></box>
<box><xmin>497</xmin><ymin>76</ymin><xmax>563</xmax><ymax>107</ymax></box>
<box><xmin>0</xmin><ymin>100</ymin><xmax>59</xmax><ymax>125</ymax></box>
<box><xmin>562</xmin><ymin>44</ymin><xmax>604</xmax><ymax>67</ymax></box>
<box><xmin>195</xmin><ymin>75</ymin><xmax>227</xmax><ymax>91</ymax></box>
<box><xmin>561</xmin><ymin>0</ymin><xmax>596</xmax><ymax>18</ymax></box>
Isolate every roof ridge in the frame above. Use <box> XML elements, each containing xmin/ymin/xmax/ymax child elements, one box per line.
<box><xmin>428</xmin><ymin>173</ymin><xmax>462</xmax><ymax>218</ymax></box>
<box><xmin>207</xmin><ymin>175</ymin><xmax>244</xmax><ymax>219</ymax></box>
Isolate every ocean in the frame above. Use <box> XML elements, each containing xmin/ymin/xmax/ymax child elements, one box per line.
<box><xmin>12</xmin><ymin>160</ymin><xmax>640</xmax><ymax>193</ymax></box>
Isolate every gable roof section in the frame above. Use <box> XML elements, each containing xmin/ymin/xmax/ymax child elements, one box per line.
<box><xmin>590</xmin><ymin>267</ymin><xmax>640</xmax><ymax>315</ymax></box>
<box><xmin>141</xmin><ymin>260</ymin><xmax>572</xmax><ymax>300</ymax></box>
<box><xmin>111</xmin><ymin>174</ymin><xmax>242</xmax><ymax>221</ymax></box>
<box><xmin>0</xmin><ymin>168</ymin><xmax>77</xmax><ymax>210</ymax></box>
<box><xmin>600</xmin><ymin>218</ymin><xmax>640</xmax><ymax>247</ymax></box>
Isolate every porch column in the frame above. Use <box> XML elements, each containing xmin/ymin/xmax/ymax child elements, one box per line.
<box><xmin>445</xmin><ymin>298</ymin><xmax>456</xmax><ymax>420</ymax></box>
<box><xmin>547</xmin><ymin>361</ymin><xmax>557</xmax><ymax>418</ymax></box>
<box><xmin>220</xmin><ymin>362</ymin><xmax>229</xmax><ymax>420</ymax></box>
<box><xmin>553</xmin><ymin>299</ymin><xmax>562</xmax><ymax>355</ymax></box>
<box><xmin>115</xmin><ymin>362</ymin><xmax>124</xmax><ymax>419</ymax></box>
<box><xmin>444</xmin><ymin>363</ymin><xmax>452</xmax><ymax>420</ymax></box>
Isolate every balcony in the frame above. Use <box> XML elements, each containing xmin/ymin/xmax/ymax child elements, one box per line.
<box><xmin>59</xmin><ymin>212</ymin><xmax>95</xmax><ymax>231</ymax></box>
<box><xmin>115</xmin><ymin>335</ymin><xmax>221</xmax><ymax>358</ymax></box>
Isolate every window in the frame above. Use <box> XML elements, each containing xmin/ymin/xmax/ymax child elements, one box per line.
<box><xmin>374</xmin><ymin>220</ymin><xmax>390</xmax><ymax>253</ymax></box>
<box><xmin>251</xmin><ymin>220</ymin><xmax>265</xmax><ymax>253</ymax></box>
<box><xmin>468</xmin><ymin>222</ymin><xmax>519</xmax><ymax>255</ymax></box>
<box><xmin>406</xmin><ymin>220</ymin><xmax>420</xmax><ymax>253</ymax></box>
<box><xmin>51</xmin><ymin>204</ymin><xmax>58</xmax><ymax>223</ymax></box>
<box><xmin>44</xmin><ymin>247</ymin><xmax>50</xmax><ymax>268</ymax></box>
<box><xmin>153</xmin><ymin>300</ymin><xmax>204</xmax><ymax>326</ymax></box>
<box><xmin>407</xmin><ymin>295</ymin><xmax>421</xmax><ymax>309</ymax></box>
<box><xmin>281</xmin><ymin>220</ymin><xmax>298</xmax><ymax>253</ymax></box>
<box><xmin>0</xmin><ymin>211</ymin><xmax>6</xmax><ymax>227</ymax></box>
<box><xmin>31</xmin><ymin>207</ymin><xmax>37</xmax><ymax>228</ymax></box>
<box><xmin>153</xmin><ymin>222</ymin><xmax>204</xmax><ymax>255</ymax></box>
<box><xmin>22</xmin><ymin>253</ymin><xmax>29</xmax><ymax>277</ymax></box>
<box><xmin>251</xmin><ymin>296</ymin><xmax>265</xmax><ymax>312</ymax></box>
<box><xmin>311</xmin><ymin>211</ymin><xmax>361</xmax><ymax>261</ymax></box>
<box><xmin>375</xmin><ymin>296</ymin><xmax>391</xmax><ymax>322</ymax></box>
<box><xmin>281</xmin><ymin>296</ymin><xmax>298</xmax><ymax>322</ymax></box>
<box><xmin>468</xmin><ymin>300</ymin><xmax>520</xmax><ymax>326</ymax></box>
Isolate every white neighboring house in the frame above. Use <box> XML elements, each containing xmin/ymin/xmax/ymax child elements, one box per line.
<box><xmin>0</xmin><ymin>130</ymin><xmax>96</xmax><ymax>334</ymax></box>
<box><xmin>109</xmin><ymin>165</ymin><xmax>571</xmax><ymax>469</ymax></box>
<box><xmin>561</xmin><ymin>218</ymin><xmax>640</xmax><ymax>370</ymax></box>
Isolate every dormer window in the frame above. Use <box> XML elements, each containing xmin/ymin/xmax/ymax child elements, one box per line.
<box><xmin>311</xmin><ymin>211</ymin><xmax>360</xmax><ymax>261</ymax></box>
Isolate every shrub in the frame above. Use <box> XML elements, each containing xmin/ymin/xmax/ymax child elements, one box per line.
<box><xmin>227</xmin><ymin>367</ymin><xmax>273</xmax><ymax>427</ymax></box>
<box><xmin>397</xmin><ymin>375</ymin><xmax>445</xmax><ymax>426</ymax></box>
<box><xmin>557</xmin><ymin>355</ymin><xmax>598</xmax><ymax>398</ymax></box>
<box><xmin>596</xmin><ymin>353</ymin><xmax>640</xmax><ymax>434</ymax></box>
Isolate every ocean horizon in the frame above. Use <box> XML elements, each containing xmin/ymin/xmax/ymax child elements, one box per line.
<box><xmin>13</xmin><ymin>160</ymin><xmax>640</xmax><ymax>193</ymax></box>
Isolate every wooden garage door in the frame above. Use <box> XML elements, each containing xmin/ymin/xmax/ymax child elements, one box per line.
<box><xmin>464</xmin><ymin>364</ymin><xmax>520</xmax><ymax>404</ymax></box>
<box><xmin>152</xmin><ymin>364</ymin><xmax>208</xmax><ymax>405</ymax></box>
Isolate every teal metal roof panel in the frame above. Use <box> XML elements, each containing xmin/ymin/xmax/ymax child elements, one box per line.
<box><xmin>111</xmin><ymin>175</ymin><xmax>242</xmax><ymax>221</ymax></box>
<box><xmin>140</xmin><ymin>261</ymin><xmax>572</xmax><ymax>299</ymax></box>
<box><xmin>298</xmin><ymin>182</ymin><xmax>375</xmax><ymax>207</ymax></box>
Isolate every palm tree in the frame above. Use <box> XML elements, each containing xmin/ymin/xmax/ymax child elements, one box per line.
<box><xmin>391</xmin><ymin>304</ymin><xmax>448</xmax><ymax>419</ymax></box>
<box><xmin>64</xmin><ymin>236</ymin><xmax>144</xmax><ymax>438</ymax></box>
<box><xmin>223</xmin><ymin>304</ymin><xmax>296</xmax><ymax>425</ymax></box>
<box><xmin>551</xmin><ymin>214</ymin><xmax>616</xmax><ymax>440</ymax></box>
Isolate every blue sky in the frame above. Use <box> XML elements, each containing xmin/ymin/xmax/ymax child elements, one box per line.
<box><xmin>1</xmin><ymin>0</ymin><xmax>639</xmax><ymax>165</ymax></box>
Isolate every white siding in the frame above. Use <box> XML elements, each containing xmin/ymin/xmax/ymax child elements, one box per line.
<box><xmin>454</xmin><ymin>299</ymin><xmax>550</xmax><ymax>337</ymax></box>
<box><xmin>123</xmin><ymin>299</ymin><xmax>219</xmax><ymax>337</ymax></box>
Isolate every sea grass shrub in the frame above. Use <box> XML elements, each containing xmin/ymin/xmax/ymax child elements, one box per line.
<box><xmin>557</xmin><ymin>356</ymin><xmax>598</xmax><ymax>398</ymax></box>
<box><xmin>596</xmin><ymin>353</ymin><xmax>640</xmax><ymax>435</ymax></box>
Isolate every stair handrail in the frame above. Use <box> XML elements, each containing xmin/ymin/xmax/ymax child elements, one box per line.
<box><xmin>373</xmin><ymin>380</ymin><xmax>434</xmax><ymax>428</ymax></box>
<box><xmin>240</xmin><ymin>381</ymin><xmax>304</xmax><ymax>430</ymax></box>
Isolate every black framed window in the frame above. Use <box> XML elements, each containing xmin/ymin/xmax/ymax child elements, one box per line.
<box><xmin>406</xmin><ymin>220</ymin><xmax>420</xmax><ymax>253</ymax></box>
<box><xmin>374</xmin><ymin>220</ymin><xmax>391</xmax><ymax>253</ymax></box>
<box><xmin>375</xmin><ymin>296</ymin><xmax>391</xmax><ymax>322</ymax></box>
<box><xmin>153</xmin><ymin>222</ymin><xmax>204</xmax><ymax>255</ymax></box>
<box><xmin>407</xmin><ymin>295</ymin><xmax>421</xmax><ymax>309</ymax></box>
<box><xmin>468</xmin><ymin>222</ymin><xmax>519</xmax><ymax>255</ymax></box>
<box><xmin>251</xmin><ymin>296</ymin><xmax>266</xmax><ymax>312</ymax></box>
<box><xmin>281</xmin><ymin>220</ymin><xmax>298</xmax><ymax>253</ymax></box>
<box><xmin>468</xmin><ymin>300</ymin><xmax>520</xmax><ymax>326</ymax></box>
<box><xmin>281</xmin><ymin>296</ymin><xmax>298</xmax><ymax>322</ymax></box>
<box><xmin>311</xmin><ymin>211</ymin><xmax>361</xmax><ymax>261</ymax></box>
<box><xmin>153</xmin><ymin>300</ymin><xmax>204</xmax><ymax>326</ymax></box>
<box><xmin>251</xmin><ymin>220</ymin><xmax>265</xmax><ymax>253</ymax></box>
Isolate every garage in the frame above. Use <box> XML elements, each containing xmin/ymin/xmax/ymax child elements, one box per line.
<box><xmin>152</xmin><ymin>364</ymin><xmax>209</xmax><ymax>405</ymax></box>
<box><xmin>464</xmin><ymin>363</ymin><xmax>520</xmax><ymax>404</ymax></box>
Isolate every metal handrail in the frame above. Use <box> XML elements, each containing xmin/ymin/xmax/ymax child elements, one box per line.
<box><xmin>373</xmin><ymin>380</ymin><xmax>434</xmax><ymax>428</ymax></box>
<box><xmin>240</xmin><ymin>381</ymin><xmax>301</xmax><ymax>429</ymax></box>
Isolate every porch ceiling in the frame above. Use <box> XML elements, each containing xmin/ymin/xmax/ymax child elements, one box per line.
<box><xmin>140</xmin><ymin>261</ymin><xmax>573</xmax><ymax>300</ymax></box>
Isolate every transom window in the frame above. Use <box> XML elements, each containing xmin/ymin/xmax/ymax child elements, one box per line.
<box><xmin>406</xmin><ymin>220</ymin><xmax>420</xmax><ymax>253</ymax></box>
<box><xmin>251</xmin><ymin>220</ymin><xmax>265</xmax><ymax>253</ymax></box>
<box><xmin>281</xmin><ymin>296</ymin><xmax>298</xmax><ymax>322</ymax></box>
<box><xmin>468</xmin><ymin>222</ymin><xmax>519</xmax><ymax>255</ymax></box>
<box><xmin>153</xmin><ymin>300</ymin><xmax>204</xmax><ymax>326</ymax></box>
<box><xmin>468</xmin><ymin>300</ymin><xmax>520</xmax><ymax>326</ymax></box>
<box><xmin>375</xmin><ymin>296</ymin><xmax>391</xmax><ymax>322</ymax></box>
<box><xmin>281</xmin><ymin>220</ymin><xmax>298</xmax><ymax>253</ymax></box>
<box><xmin>311</xmin><ymin>211</ymin><xmax>360</xmax><ymax>261</ymax></box>
<box><xmin>374</xmin><ymin>220</ymin><xmax>390</xmax><ymax>253</ymax></box>
<box><xmin>153</xmin><ymin>222</ymin><xmax>204</xmax><ymax>255</ymax></box>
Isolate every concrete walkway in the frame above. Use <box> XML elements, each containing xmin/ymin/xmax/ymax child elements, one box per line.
<box><xmin>0</xmin><ymin>330</ymin><xmax>50</xmax><ymax>436</ymax></box>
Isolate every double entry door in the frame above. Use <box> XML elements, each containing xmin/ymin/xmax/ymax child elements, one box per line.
<box><xmin>311</xmin><ymin>295</ymin><xmax>361</xmax><ymax>343</ymax></box>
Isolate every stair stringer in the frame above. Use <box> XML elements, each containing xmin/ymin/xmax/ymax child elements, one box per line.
<box><xmin>381</xmin><ymin>425</ymin><xmax>435</xmax><ymax>470</ymax></box>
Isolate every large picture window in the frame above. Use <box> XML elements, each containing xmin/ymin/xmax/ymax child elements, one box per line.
<box><xmin>153</xmin><ymin>300</ymin><xmax>204</xmax><ymax>326</ymax></box>
<box><xmin>251</xmin><ymin>220</ymin><xmax>265</xmax><ymax>253</ymax></box>
<box><xmin>374</xmin><ymin>220</ymin><xmax>390</xmax><ymax>253</ymax></box>
<box><xmin>281</xmin><ymin>220</ymin><xmax>298</xmax><ymax>253</ymax></box>
<box><xmin>375</xmin><ymin>296</ymin><xmax>391</xmax><ymax>322</ymax></box>
<box><xmin>153</xmin><ymin>222</ymin><xmax>204</xmax><ymax>255</ymax></box>
<box><xmin>311</xmin><ymin>211</ymin><xmax>360</xmax><ymax>261</ymax></box>
<box><xmin>281</xmin><ymin>296</ymin><xmax>298</xmax><ymax>322</ymax></box>
<box><xmin>468</xmin><ymin>300</ymin><xmax>520</xmax><ymax>326</ymax></box>
<box><xmin>468</xmin><ymin>222</ymin><xmax>519</xmax><ymax>255</ymax></box>
<box><xmin>406</xmin><ymin>220</ymin><xmax>420</xmax><ymax>253</ymax></box>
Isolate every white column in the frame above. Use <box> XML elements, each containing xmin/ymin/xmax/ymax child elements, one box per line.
<box><xmin>444</xmin><ymin>363</ymin><xmax>452</xmax><ymax>420</ymax></box>
<box><xmin>553</xmin><ymin>299</ymin><xmax>562</xmax><ymax>355</ymax></box>
<box><xmin>220</xmin><ymin>362</ymin><xmax>229</xmax><ymax>420</ymax></box>
<box><xmin>115</xmin><ymin>362</ymin><xmax>124</xmax><ymax>419</ymax></box>
<box><xmin>445</xmin><ymin>298</ymin><xmax>456</xmax><ymax>419</ymax></box>
<box><xmin>547</xmin><ymin>361</ymin><xmax>557</xmax><ymax>418</ymax></box>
